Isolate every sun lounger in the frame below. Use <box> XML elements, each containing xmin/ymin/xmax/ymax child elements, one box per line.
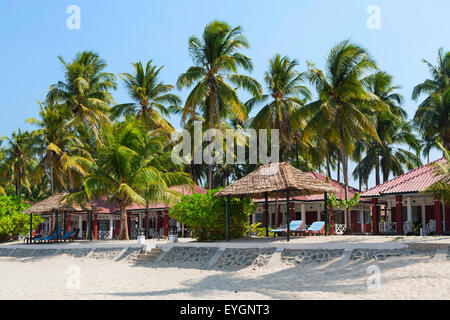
<box><xmin>34</xmin><ymin>230</ymin><xmax>63</xmax><ymax>243</ymax></box>
<box><xmin>67</xmin><ymin>228</ymin><xmax>80</xmax><ymax>242</ymax></box>
<box><xmin>56</xmin><ymin>229</ymin><xmax>75</xmax><ymax>242</ymax></box>
<box><xmin>271</xmin><ymin>220</ymin><xmax>304</xmax><ymax>236</ymax></box>
<box><xmin>33</xmin><ymin>229</ymin><xmax>57</xmax><ymax>243</ymax></box>
<box><xmin>303</xmin><ymin>221</ymin><xmax>325</xmax><ymax>236</ymax></box>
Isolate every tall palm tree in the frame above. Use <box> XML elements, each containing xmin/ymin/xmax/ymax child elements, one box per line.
<box><xmin>300</xmin><ymin>40</ymin><xmax>386</xmax><ymax>203</ymax></box>
<box><xmin>413</xmin><ymin>48</ymin><xmax>450</xmax><ymax>150</ymax></box>
<box><xmin>1</xmin><ymin>129</ymin><xmax>38</xmax><ymax>196</ymax></box>
<box><xmin>27</xmin><ymin>101</ymin><xmax>81</xmax><ymax>194</ymax></box>
<box><xmin>248</xmin><ymin>54</ymin><xmax>310</xmax><ymax>158</ymax></box>
<box><xmin>47</xmin><ymin>51</ymin><xmax>117</xmax><ymax>137</ymax></box>
<box><xmin>425</xmin><ymin>142</ymin><xmax>450</xmax><ymax>204</ymax></box>
<box><xmin>353</xmin><ymin>72</ymin><xmax>421</xmax><ymax>185</ymax></box>
<box><xmin>177</xmin><ymin>20</ymin><xmax>261</xmax><ymax>189</ymax></box>
<box><xmin>66</xmin><ymin>120</ymin><xmax>192</xmax><ymax>240</ymax></box>
<box><xmin>111</xmin><ymin>60</ymin><xmax>181</xmax><ymax>135</ymax></box>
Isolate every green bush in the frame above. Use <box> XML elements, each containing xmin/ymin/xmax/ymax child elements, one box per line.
<box><xmin>170</xmin><ymin>189</ymin><xmax>256</xmax><ymax>241</ymax></box>
<box><xmin>0</xmin><ymin>195</ymin><xmax>43</xmax><ymax>242</ymax></box>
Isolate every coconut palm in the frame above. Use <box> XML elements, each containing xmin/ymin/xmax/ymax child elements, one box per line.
<box><xmin>111</xmin><ymin>60</ymin><xmax>180</xmax><ymax>135</ymax></box>
<box><xmin>47</xmin><ymin>51</ymin><xmax>117</xmax><ymax>136</ymax></box>
<box><xmin>27</xmin><ymin>101</ymin><xmax>82</xmax><ymax>194</ymax></box>
<box><xmin>66</xmin><ymin>120</ymin><xmax>192</xmax><ymax>240</ymax></box>
<box><xmin>413</xmin><ymin>48</ymin><xmax>450</xmax><ymax>149</ymax></box>
<box><xmin>177</xmin><ymin>20</ymin><xmax>262</xmax><ymax>189</ymax></box>
<box><xmin>1</xmin><ymin>129</ymin><xmax>39</xmax><ymax>196</ymax></box>
<box><xmin>425</xmin><ymin>142</ymin><xmax>450</xmax><ymax>204</ymax></box>
<box><xmin>248</xmin><ymin>54</ymin><xmax>310</xmax><ymax>157</ymax></box>
<box><xmin>353</xmin><ymin>72</ymin><xmax>421</xmax><ymax>185</ymax></box>
<box><xmin>300</xmin><ymin>40</ymin><xmax>386</xmax><ymax>203</ymax></box>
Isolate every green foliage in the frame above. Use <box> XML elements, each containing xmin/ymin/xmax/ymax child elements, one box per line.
<box><xmin>246</xmin><ymin>223</ymin><xmax>275</xmax><ymax>237</ymax></box>
<box><xmin>0</xmin><ymin>195</ymin><xmax>43</xmax><ymax>242</ymax></box>
<box><xmin>170</xmin><ymin>189</ymin><xmax>256</xmax><ymax>241</ymax></box>
<box><xmin>327</xmin><ymin>192</ymin><xmax>360</xmax><ymax>210</ymax></box>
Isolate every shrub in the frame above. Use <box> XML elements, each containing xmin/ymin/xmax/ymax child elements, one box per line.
<box><xmin>0</xmin><ymin>195</ymin><xmax>43</xmax><ymax>242</ymax></box>
<box><xmin>170</xmin><ymin>189</ymin><xmax>256</xmax><ymax>241</ymax></box>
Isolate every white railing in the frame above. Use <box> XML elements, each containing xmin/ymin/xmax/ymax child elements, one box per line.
<box><xmin>379</xmin><ymin>222</ymin><xmax>397</xmax><ymax>234</ymax></box>
<box><xmin>335</xmin><ymin>224</ymin><xmax>346</xmax><ymax>235</ymax></box>
<box><xmin>423</xmin><ymin>219</ymin><xmax>436</xmax><ymax>236</ymax></box>
<box><xmin>403</xmin><ymin>221</ymin><xmax>413</xmax><ymax>235</ymax></box>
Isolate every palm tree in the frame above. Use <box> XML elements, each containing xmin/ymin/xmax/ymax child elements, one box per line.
<box><xmin>47</xmin><ymin>51</ymin><xmax>117</xmax><ymax>136</ymax></box>
<box><xmin>66</xmin><ymin>120</ymin><xmax>192</xmax><ymax>240</ymax></box>
<box><xmin>1</xmin><ymin>129</ymin><xmax>38</xmax><ymax>196</ymax></box>
<box><xmin>27</xmin><ymin>101</ymin><xmax>81</xmax><ymax>194</ymax></box>
<box><xmin>248</xmin><ymin>54</ymin><xmax>310</xmax><ymax>158</ymax></box>
<box><xmin>353</xmin><ymin>72</ymin><xmax>422</xmax><ymax>185</ymax></box>
<box><xmin>300</xmin><ymin>40</ymin><xmax>386</xmax><ymax>204</ymax></box>
<box><xmin>177</xmin><ymin>20</ymin><xmax>262</xmax><ymax>189</ymax></box>
<box><xmin>426</xmin><ymin>142</ymin><xmax>450</xmax><ymax>204</ymax></box>
<box><xmin>413</xmin><ymin>48</ymin><xmax>450</xmax><ymax>150</ymax></box>
<box><xmin>111</xmin><ymin>60</ymin><xmax>181</xmax><ymax>135</ymax></box>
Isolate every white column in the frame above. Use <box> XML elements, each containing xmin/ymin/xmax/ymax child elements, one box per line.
<box><xmin>421</xmin><ymin>202</ymin><xmax>426</xmax><ymax>228</ymax></box>
<box><xmin>317</xmin><ymin>210</ymin><xmax>321</xmax><ymax>221</ymax></box>
<box><xmin>359</xmin><ymin>209</ymin><xmax>364</xmax><ymax>232</ymax></box>
<box><xmin>344</xmin><ymin>209</ymin><xmax>348</xmax><ymax>226</ymax></box>
<box><xmin>252</xmin><ymin>213</ymin><xmax>256</xmax><ymax>224</ymax></box>
<box><xmin>301</xmin><ymin>204</ymin><xmax>306</xmax><ymax>222</ymax></box>
<box><xmin>109</xmin><ymin>217</ymin><xmax>113</xmax><ymax>239</ymax></box>
<box><xmin>78</xmin><ymin>214</ymin><xmax>83</xmax><ymax>238</ymax></box>
<box><xmin>442</xmin><ymin>201</ymin><xmax>446</xmax><ymax>231</ymax></box>
<box><xmin>407</xmin><ymin>197</ymin><xmax>413</xmax><ymax>223</ymax></box>
<box><xmin>275</xmin><ymin>206</ymin><xmax>279</xmax><ymax>227</ymax></box>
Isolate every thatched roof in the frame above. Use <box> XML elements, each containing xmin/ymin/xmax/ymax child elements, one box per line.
<box><xmin>215</xmin><ymin>162</ymin><xmax>339</xmax><ymax>199</ymax></box>
<box><xmin>22</xmin><ymin>193</ymin><xmax>94</xmax><ymax>214</ymax></box>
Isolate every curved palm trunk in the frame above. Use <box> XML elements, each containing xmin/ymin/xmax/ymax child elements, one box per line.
<box><xmin>207</xmin><ymin>84</ymin><xmax>215</xmax><ymax>190</ymax></box>
<box><xmin>337</xmin><ymin>119</ymin><xmax>350</xmax><ymax>225</ymax></box>
<box><xmin>119</xmin><ymin>205</ymin><xmax>130</xmax><ymax>240</ymax></box>
<box><xmin>375</xmin><ymin>154</ymin><xmax>380</xmax><ymax>186</ymax></box>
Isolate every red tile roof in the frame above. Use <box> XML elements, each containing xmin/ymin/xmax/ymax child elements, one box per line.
<box><xmin>361</xmin><ymin>158</ymin><xmax>446</xmax><ymax>197</ymax></box>
<box><xmin>255</xmin><ymin>172</ymin><xmax>362</xmax><ymax>202</ymax></box>
<box><xmin>92</xmin><ymin>185</ymin><xmax>206</xmax><ymax>214</ymax></box>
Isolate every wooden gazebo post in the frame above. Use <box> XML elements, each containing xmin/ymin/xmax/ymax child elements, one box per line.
<box><xmin>63</xmin><ymin>210</ymin><xmax>67</xmax><ymax>235</ymax></box>
<box><xmin>55</xmin><ymin>210</ymin><xmax>59</xmax><ymax>241</ymax></box>
<box><xmin>226</xmin><ymin>195</ymin><xmax>230</xmax><ymax>241</ymax></box>
<box><xmin>286</xmin><ymin>190</ymin><xmax>290</xmax><ymax>241</ymax></box>
<box><xmin>324</xmin><ymin>192</ymin><xmax>328</xmax><ymax>236</ymax></box>
<box><xmin>264</xmin><ymin>192</ymin><xmax>269</xmax><ymax>237</ymax></box>
<box><xmin>29</xmin><ymin>212</ymin><xmax>33</xmax><ymax>244</ymax></box>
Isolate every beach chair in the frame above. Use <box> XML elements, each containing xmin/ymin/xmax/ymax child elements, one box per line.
<box><xmin>56</xmin><ymin>229</ymin><xmax>75</xmax><ymax>242</ymax></box>
<box><xmin>303</xmin><ymin>221</ymin><xmax>325</xmax><ymax>236</ymax></box>
<box><xmin>35</xmin><ymin>230</ymin><xmax>63</xmax><ymax>243</ymax></box>
<box><xmin>271</xmin><ymin>220</ymin><xmax>304</xmax><ymax>236</ymax></box>
<box><xmin>33</xmin><ymin>229</ymin><xmax>57</xmax><ymax>243</ymax></box>
<box><xmin>68</xmin><ymin>228</ymin><xmax>80</xmax><ymax>242</ymax></box>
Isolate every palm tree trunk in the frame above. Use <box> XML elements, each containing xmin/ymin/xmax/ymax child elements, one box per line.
<box><xmin>207</xmin><ymin>87</ymin><xmax>215</xmax><ymax>190</ymax></box>
<box><xmin>119</xmin><ymin>205</ymin><xmax>129</xmax><ymax>240</ymax></box>
<box><xmin>375</xmin><ymin>155</ymin><xmax>380</xmax><ymax>186</ymax></box>
<box><xmin>145</xmin><ymin>202</ymin><xmax>149</xmax><ymax>239</ymax></box>
<box><xmin>326</xmin><ymin>154</ymin><xmax>331</xmax><ymax>178</ymax></box>
<box><xmin>337</xmin><ymin>157</ymin><xmax>341</xmax><ymax>183</ymax></box>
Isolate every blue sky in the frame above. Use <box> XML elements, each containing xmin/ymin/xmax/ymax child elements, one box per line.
<box><xmin>0</xmin><ymin>0</ymin><xmax>449</xmax><ymax>188</ymax></box>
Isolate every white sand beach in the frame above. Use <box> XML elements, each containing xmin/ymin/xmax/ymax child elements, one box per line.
<box><xmin>1</xmin><ymin>236</ymin><xmax>450</xmax><ymax>300</ymax></box>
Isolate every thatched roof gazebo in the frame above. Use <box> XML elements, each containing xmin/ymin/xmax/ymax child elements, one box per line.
<box><xmin>22</xmin><ymin>193</ymin><xmax>96</xmax><ymax>243</ymax></box>
<box><xmin>215</xmin><ymin>162</ymin><xmax>339</xmax><ymax>241</ymax></box>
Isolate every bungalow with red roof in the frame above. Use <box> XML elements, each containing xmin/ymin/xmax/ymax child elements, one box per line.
<box><xmin>252</xmin><ymin>172</ymin><xmax>372</xmax><ymax>234</ymax></box>
<box><xmin>361</xmin><ymin>158</ymin><xmax>449</xmax><ymax>235</ymax></box>
<box><xmin>36</xmin><ymin>185</ymin><xmax>206</xmax><ymax>240</ymax></box>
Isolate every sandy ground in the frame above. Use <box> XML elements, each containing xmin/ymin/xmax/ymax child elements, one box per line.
<box><xmin>1</xmin><ymin>253</ymin><xmax>449</xmax><ymax>300</ymax></box>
